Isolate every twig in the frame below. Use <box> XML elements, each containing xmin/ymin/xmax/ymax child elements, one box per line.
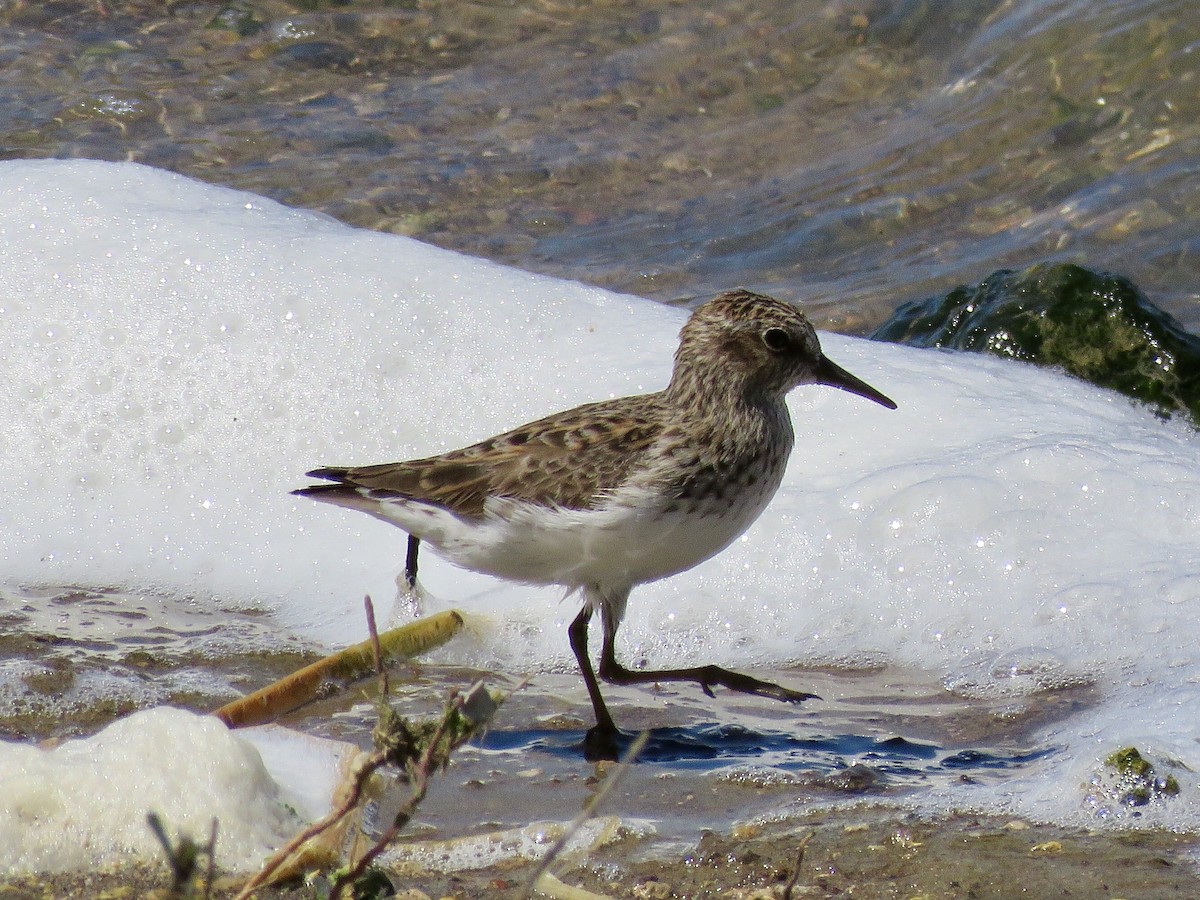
<box><xmin>525</xmin><ymin>730</ymin><xmax>649</xmax><ymax>898</ymax></box>
<box><xmin>213</xmin><ymin>610</ymin><xmax>462</xmax><ymax>728</ymax></box>
<box><xmin>781</xmin><ymin>830</ymin><xmax>816</xmax><ymax>900</ymax></box>
<box><xmin>146</xmin><ymin>813</ymin><xmax>180</xmax><ymax>884</ymax></box>
<box><xmin>236</xmin><ymin>683</ymin><xmax>487</xmax><ymax>900</ymax></box>
<box><xmin>146</xmin><ymin>812</ymin><xmax>218</xmax><ymax>898</ymax></box>
<box><xmin>231</xmin><ymin>587</ymin><xmax>492</xmax><ymax>899</ymax></box>
<box><xmin>364</xmin><ymin>594</ymin><xmax>388</xmax><ymax>695</ymax></box>
<box><xmin>203</xmin><ymin>818</ymin><xmax>218</xmax><ymax>900</ymax></box>
<box><xmin>233</xmin><ymin>749</ymin><xmax>390</xmax><ymax>899</ymax></box>
<box><xmin>328</xmin><ymin>690</ymin><xmax>471</xmax><ymax>899</ymax></box>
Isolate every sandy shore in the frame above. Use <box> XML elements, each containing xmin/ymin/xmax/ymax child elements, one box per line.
<box><xmin>4</xmin><ymin>805</ymin><xmax>1196</xmax><ymax>899</ymax></box>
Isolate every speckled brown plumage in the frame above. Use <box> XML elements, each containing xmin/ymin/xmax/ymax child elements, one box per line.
<box><xmin>301</xmin><ymin>396</ymin><xmax>665</xmax><ymax>519</ymax></box>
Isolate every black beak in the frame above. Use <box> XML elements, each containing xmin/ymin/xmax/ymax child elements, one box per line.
<box><xmin>815</xmin><ymin>355</ymin><xmax>897</xmax><ymax>409</ymax></box>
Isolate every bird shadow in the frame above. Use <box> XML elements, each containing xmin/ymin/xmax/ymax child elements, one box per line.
<box><xmin>477</xmin><ymin>723</ymin><xmax>934</xmax><ymax>768</ymax></box>
<box><xmin>474</xmin><ymin>723</ymin><xmax>1056</xmax><ymax>782</ymax></box>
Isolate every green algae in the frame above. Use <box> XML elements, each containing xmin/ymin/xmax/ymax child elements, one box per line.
<box><xmin>1105</xmin><ymin>746</ymin><xmax>1182</xmax><ymax>807</ymax></box>
<box><xmin>872</xmin><ymin>263</ymin><xmax>1200</xmax><ymax>427</ymax></box>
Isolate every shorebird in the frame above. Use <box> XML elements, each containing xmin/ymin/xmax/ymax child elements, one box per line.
<box><xmin>294</xmin><ymin>289</ymin><xmax>896</xmax><ymax>755</ymax></box>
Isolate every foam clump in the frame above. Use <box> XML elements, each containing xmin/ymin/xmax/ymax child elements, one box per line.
<box><xmin>0</xmin><ymin>708</ymin><xmax>303</xmax><ymax>873</ymax></box>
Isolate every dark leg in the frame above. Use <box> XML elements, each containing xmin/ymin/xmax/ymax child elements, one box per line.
<box><xmin>568</xmin><ymin>605</ymin><xmax>620</xmax><ymax>760</ymax></box>
<box><xmin>403</xmin><ymin>535</ymin><xmax>420</xmax><ymax>589</ymax></box>
<box><xmin>597</xmin><ymin>611</ymin><xmax>819</xmax><ymax>706</ymax></box>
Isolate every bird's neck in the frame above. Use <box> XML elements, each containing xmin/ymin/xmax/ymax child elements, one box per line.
<box><xmin>666</xmin><ymin>359</ymin><xmax>782</xmax><ymax>408</ymax></box>
<box><xmin>663</xmin><ymin>364</ymin><xmax>791</xmax><ymax>441</ymax></box>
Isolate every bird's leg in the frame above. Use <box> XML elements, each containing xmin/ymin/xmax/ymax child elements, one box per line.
<box><xmin>403</xmin><ymin>535</ymin><xmax>420</xmax><ymax>590</ymax></box>
<box><xmin>568</xmin><ymin>605</ymin><xmax>621</xmax><ymax>759</ymax></box>
<box><xmin>596</xmin><ymin>612</ymin><xmax>819</xmax><ymax>706</ymax></box>
<box><xmin>392</xmin><ymin>535</ymin><xmax>427</xmax><ymax>620</ymax></box>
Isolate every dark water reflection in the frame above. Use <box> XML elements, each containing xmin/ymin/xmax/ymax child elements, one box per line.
<box><xmin>477</xmin><ymin>722</ymin><xmax>1056</xmax><ymax>785</ymax></box>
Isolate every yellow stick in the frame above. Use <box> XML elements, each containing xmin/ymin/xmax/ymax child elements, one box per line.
<box><xmin>213</xmin><ymin>610</ymin><xmax>464</xmax><ymax>728</ymax></box>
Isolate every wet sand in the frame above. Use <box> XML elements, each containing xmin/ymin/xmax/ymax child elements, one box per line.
<box><xmin>4</xmin><ymin>807</ymin><xmax>1196</xmax><ymax>898</ymax></box>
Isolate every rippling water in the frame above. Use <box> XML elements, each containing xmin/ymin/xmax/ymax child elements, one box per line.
<box><xmin>1</xmin><ymin>0</ymin><xmax>1196</xmax><ymax>330</ymax></box>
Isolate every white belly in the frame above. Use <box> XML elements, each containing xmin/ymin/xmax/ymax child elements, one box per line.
<box><xmin>375</xmin><ymin>479</ymin><xmax>779</xmax><ymax>592</ymax></box>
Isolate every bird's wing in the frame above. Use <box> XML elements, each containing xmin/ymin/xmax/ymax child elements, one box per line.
<box><xmin>297</xmin><ymin>395</ymin><xmax>665</xmax><ymax>519</ymax></box>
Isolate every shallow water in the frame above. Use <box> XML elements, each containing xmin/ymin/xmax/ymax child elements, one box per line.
<box><xmin>0</xmin><ymin>585</ymin><xmax>322</xmax><ymax>741</ymax></box>
<box><xmin>349</xmin><ymin>665</ymin><xmax>1080</xmax><ymax>848</ymax></box>
<box><xmin>0</xmin><ymin>581</ymin><xmax>1085</xmax><ymax>854</ymax></box>
<box><xmin>1</xmin><ymin>0</ymin><xmax>1196</xmax><ymax>330</ymax></box>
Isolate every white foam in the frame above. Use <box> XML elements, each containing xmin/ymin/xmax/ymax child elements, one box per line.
<box><xmin>379</xmin><ymin>816</ymin><xmax>645</xmax><ymax>873</ymax></box>
<box><xmin>1</xmin><ymin>160</ymin><xmax>1199</xmax><ymax>842</ymax></box>
<box><xmin>0</xmin><ymin>708</ymin><xmax>307</xmax><ymax>873</ymax></box>
<box><xmin>0</xmin><ymin>159</ymin><xmax>672</xmax><ymax>646</ymax></box>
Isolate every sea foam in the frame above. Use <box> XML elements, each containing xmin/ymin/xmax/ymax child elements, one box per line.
<box><xmin>2</xmin><ymin>160</ymin><xmax>1199</xmax><ymax>838</ymax></box>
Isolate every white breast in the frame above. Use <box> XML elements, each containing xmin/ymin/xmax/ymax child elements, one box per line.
<box><xmin>372</xmin><ymin>457</ymin><xmax>785</xmax><ymax>594</ymax></box>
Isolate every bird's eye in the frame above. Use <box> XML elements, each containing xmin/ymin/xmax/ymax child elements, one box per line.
<box><xmin>762</xmin><ymin>327</ymin><xmax>791</xmax><ymax>352</ymax></box>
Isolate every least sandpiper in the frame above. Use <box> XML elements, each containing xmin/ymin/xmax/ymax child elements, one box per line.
<box><xmin>295</xmin><ymin>289</ymin><xmax>896</xmax><ymax>755</ymax></box>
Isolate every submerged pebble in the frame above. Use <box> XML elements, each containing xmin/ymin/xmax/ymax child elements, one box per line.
<box><xmin>272</xmin><ymin>41</ymin><xmax>357</xmax><ymax>71</ymax></box>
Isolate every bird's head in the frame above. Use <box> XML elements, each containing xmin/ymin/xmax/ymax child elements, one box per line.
<box><xmin>670</xmin><ymin>289</ymin><xmax>897</xmax><ymax>409</ymax></box>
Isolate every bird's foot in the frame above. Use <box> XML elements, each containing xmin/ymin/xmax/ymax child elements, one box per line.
<box><xmin>692</xmin><ymin>665</ymin><xmax>820</xmax><ymax>704</ymax></box>
<box><xmin>601</xmin><ymin>660</ymin><xmax>818</xmax><ymax>705</ymax></box>
<box><xmin>581</xmin><ymin>722</ymin><xmax>623</xmax><ymax>762</ymax></box>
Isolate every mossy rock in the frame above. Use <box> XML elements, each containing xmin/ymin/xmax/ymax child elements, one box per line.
<box><xmin>1103</xmin><ymin>746</ymin><xmax>1181</xmax><ymax>807</ymax></box>
<box><xmin>872</xmin><ymin>263</ymin><xmax>1200</xmax><ymax>427</ymax></box>
<box><xmin>206</xmin><ymin>3</ymin><xmax>266</xmax><ymax>37</ymax></box>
